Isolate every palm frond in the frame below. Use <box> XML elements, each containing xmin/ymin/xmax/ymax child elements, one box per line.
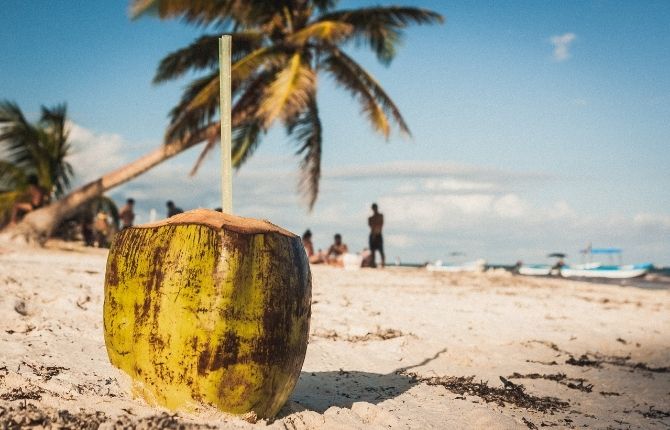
<box><xmin>0</xmin><ymin>160</ymin><xmax>26</xmax><ymax>189</ymax></box>
<box><xmin>318</xmin><ymin>6</ymin><xmax>443</xmax><ymax>63</ymax></box>
<box><xmin>258</xmin><ymin>53</ymin><xmax>316</xmax><ymax>128</ymax></box>
<box><xmin>0</xmin><ymin>101</ymin><xmax>41</xmax><ymax>169</ymax></box>
<box><xmin>189</xmin><ymin>69</ymin><xmax>273</xmax><ymax>175</ymax></box>
<box><xmin>311</xmin><ymin>0</ymin><xmax>338</xmax><ymax>13</ymax></box>
<box><xmin>153</xmin><ymin>32</ymin><xmax>264</xmax><ymax>84</ymax></box>
<box><xmin>130</xmin><ymin>0</ymin><xmax>234</xmax><ymax>25</ymax></box>
<box><xmin>231</xmin><ymin>120</ymin><xmax>263</xmax><ymax>168</ymax></box>
<box><xmin>189</xmin><ymin>123</ymin><xmax>220</xmax><ymax>175</ymax></box>
<box><xmin>287</xmin><ymin>97</ymin><xmax>322</xmax><ymax>209</ymax></box>
<box><xmin>324</xmin><ymin>48</ymin><xmax>410</xmax><ymax>138</ymax></box>
<box><xmin>323</xmin><ymin>54</ymin><xmax>390</xmax><ymax>138</ymax></box>
<box><xmin>165</xmin><ymin>72</ymin><xmax>220</xmax><ymax>141</ymax></box>
<box><xmin>129</xmin><ymin>0</ymin><xmax>274</xmax><ymax>28</ymax></box>
<box><xmin>287</xmin><ymin>20</ymin><xmax>353</xmax><ymax>46</ymax></box>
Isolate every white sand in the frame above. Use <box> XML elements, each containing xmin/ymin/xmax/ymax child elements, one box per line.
<box><xmin>1</xmin><ymin>244</ymin><xmax>669</xmax><ymax>429</ymax></box>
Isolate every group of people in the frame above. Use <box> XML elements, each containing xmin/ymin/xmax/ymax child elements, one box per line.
<box><xmin>86</xmin><ymin>198</ymin><xmax>183</xmax><ymax>248</ymax></box>
<box><xmin>9</xmin><ymin>183</ymin><xmax>387</xmax><ymax>265</ymax></box>
<box><xmin>302</xmin><ymin>203</ymin><xmax>385</xmax><ymax>268</ymax></box>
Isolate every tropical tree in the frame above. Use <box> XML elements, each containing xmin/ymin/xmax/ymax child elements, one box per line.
<box><xmin>0</xmin><ymin>101</ymin><xmax>74</xmax><ymax>225</ymax></box>
<box><xmin>1</xmin><ymin>0</ymin><xmax>443</xmax><ymax>244</ymax></box>
<box><xmin>132</xmin><ymin>0</ymin><xmax>443</xmax><ymax>207</ymax></box>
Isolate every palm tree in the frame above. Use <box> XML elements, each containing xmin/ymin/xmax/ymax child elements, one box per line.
<box><xmin>132</xmin><ymin>0</ymin><xmax>443</xmax><ymax>207</ymax></box>
<box><xmin>1</xmin><ymin>0</ymin><xmax>443</xmax><ymax>244</ymax></box>
<box><xmin>0</xmin><ymin>101</ymin><xmax>74</xmax><ymax>225</ymax></box>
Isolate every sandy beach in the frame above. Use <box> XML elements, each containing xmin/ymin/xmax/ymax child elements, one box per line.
<box><xmin>1</xmin><ymin>244</ymin><xmax>669</xmax><ymax>429</ymax></box>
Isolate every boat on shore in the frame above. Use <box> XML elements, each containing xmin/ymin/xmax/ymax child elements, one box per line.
<box><xmin>519</xmin><ymin>248</ymin><xmax>652</xmax><ymax>279</ymax></box>
<box><xmin>427</xmin><ymin>258</ymin><xmax>486</xmax><ymax>272</ymax></box>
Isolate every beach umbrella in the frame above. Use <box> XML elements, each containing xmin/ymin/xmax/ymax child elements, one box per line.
<box><xmin>547</xmin><ymin>252</ymin><xmax>567</xmax><ymax>258</ymax></box>
<box><xmin>102</xmin><ymin>37</ymin><xmax>311</xmax><ymax>420</ymax></box>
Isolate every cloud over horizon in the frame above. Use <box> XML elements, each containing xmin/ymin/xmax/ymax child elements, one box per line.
<box><xmin>550</xmin><ymin>32</ymin><xmax>576</xmax><ymax>62</ymax></box>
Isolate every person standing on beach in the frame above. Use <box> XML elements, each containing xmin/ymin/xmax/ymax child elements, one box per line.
<box><xmin>166</xmin><ymin>200</ymin><xmax>183</xmax><ymax>218</ymax></box>
<box><xmin>368</xmin><ymin>203</ymin><xmax>385</xmax><ymax>268</ymax></box>
<box><xmin>119</xmin><ymin>198</ymin><xmax>135</xmax><ymax>229</ymax></box>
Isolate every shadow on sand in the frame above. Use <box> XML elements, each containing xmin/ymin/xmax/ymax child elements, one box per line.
<box><xmin>284</xmin><ymin>348</ymin><xmax>447</xmax><ymax>413</ymax></box>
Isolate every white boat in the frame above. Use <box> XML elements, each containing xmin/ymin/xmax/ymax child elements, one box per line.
<box><xmin>519</xmin><ymin>248</ymin><xmax>652</xmax><ymax>279</ymax></box>
<box><xmin>518</xmin><ymin>264</ymin><xmax>551</xmax><ymax>276</ymax></box>
<box><xmin>427</xmin><ymin>259</ymin><xmax>486</xmax><ymax>272</ymax></box>
<box><xmin>560</xmin><ymin>263</ymin><xmax>651</xmax><ymax>279</ymax></box>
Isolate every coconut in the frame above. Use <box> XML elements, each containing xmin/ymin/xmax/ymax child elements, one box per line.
<box><xmin>103</xmin><ymin>209</ymin><xmax>311</xmax><ymax>418</ymax></box>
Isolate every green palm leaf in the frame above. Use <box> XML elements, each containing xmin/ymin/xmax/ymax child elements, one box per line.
<box><xmin>318</xmin><ymin>6</ymin><xmax>444</xmax><ymax>63</ymax></box>
<box><xmin>258</xmin><ymin>53</ymin><xmax>316</xmax><ymax>128</ymax></box>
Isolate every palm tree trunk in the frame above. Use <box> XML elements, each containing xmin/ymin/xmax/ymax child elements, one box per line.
<box><xmin>0</xmin><ymin>124</ymin><xmax>218</xmax><ymax>245</ymax></box>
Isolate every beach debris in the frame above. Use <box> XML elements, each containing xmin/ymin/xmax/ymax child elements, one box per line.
<box><xmin>566</xmin><ymin>352</ymin><xmax>670</xmax><ymax>373</ymax></box>
<box><xmin>0</xmin><ymin>387</ymin><xmax>44</xmax><ymax>401</ymax></box>
<box><xmin>638</xmin><ymin>406</ymin><xmax>670</xmax><ymax>419</ymax></box>
<box><xmin>0</xmin><ymin>403</ymin><xmax>216</xmax><ymax>430</ymax></box>
<box><xmin>311</xmin><ymin>327</ymin><xmax>408</xmax><ymax>342</ymax></box>
<box><xmin>242</xmin><ymin>411</ymin><xmax>258</xmax><ymax>423</ymax></box>
<box><xmin>349</xmin><ymin>328</ymin><xmax>406</xmax><ymax>342</ymax></box>
<box><xmin>616</xmin><ymin>337</ymin><xmax>628</xmax><ymax>344</ymax></box>
<box><xmin>13</xmin><ymin>300</ymin><xmax>28</xmax><ymax>316</ymax></box>
<box><xmin>522</xmin><ymin>417</ymin><xmax>538</xmax><ymax>429</ymax></box>
<box><xmin>403</xmin><ymin>373</ymin><xmax>569</xmax><ymax>412</ymax></box>
<box><xmin>21</xmin><ymin>362</ymin><xmax>68</xmax><ymax>382</ymax></box>
<box><xmin>508</xmin><ymin>372</ymin><xmax>593</xmax><ymax>393</ymax></box>
<box><xmin>75</xmin><ymin>295</ymin><xmax>91</xmax><ymax>310</ymax></box>
<box><xmin>525</xmin><ymin>359</ymin><xmax>558</xmax><ymax>366</ymax></box>
<box><xmin>103</xmin><ymin>209</ymin><xmax>311</xmax><ymax>419</ymax></box>
<box><xmin>599</xmin><ymin>391</ymin><xmax>621</xmax><ymax>397</ymax></box>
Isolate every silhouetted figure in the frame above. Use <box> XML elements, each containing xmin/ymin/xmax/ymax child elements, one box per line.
<box><xmin>10</xmin><ymin>175</ymin><xmax>47</xmax><ymax>224</ymax></box>
<box><xmin>94</xmin><ymin>210</ymin><xmax>109</xmax><ymax>248</ymax></box>
<box><xmin>327</xmin><ymin>234</ymin><xmax>348</xmax><ymax>267</ymax></box>
<box><xmin>82</xmin><ymin>215</ymin><xmax>95</xmax><ymax>247</ymax></box>
<box><xmin>551</xmin><ymin>258</ymin><xmax>565</xmax><ymax>276</ymax></box>
<box><xmin>119</xmin><ymin>198</ymin><xmax>135</xmax><ymax>229</ymax></box>
<box><xmin>368</xmin><ymin>203</ymin><xmax>385</xmax><ymax>268</ymax></box>
<box><xmin>166</xmin><ymin>200</ymin><xmax>183</xmax><ymax>218</ymax></box>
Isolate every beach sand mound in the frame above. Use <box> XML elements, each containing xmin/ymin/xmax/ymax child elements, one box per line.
<box><xmin>1</xmin><ymin>246</ymin><xmax>669</xmax><ymax>429</ymax></box>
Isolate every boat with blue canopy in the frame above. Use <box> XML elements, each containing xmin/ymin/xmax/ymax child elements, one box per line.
<box><xmin>519</xmin><ymin>247</ymin><xmax>652</xmax><ymax>279</ymax></box>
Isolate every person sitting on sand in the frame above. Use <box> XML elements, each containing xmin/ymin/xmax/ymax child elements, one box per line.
<box><xmin>302</xmin><ymin>229</ymin><xmax>324</xmax><ymax>264</ymax></box>
<box><xmin>10</xmin><ymin>175</ymin><xmax>47</xmax><ymax>224</ymax></box>
<box><xmin>326</xmin><ymin>234</ymin><xmax>348</xmax><ymax>267</ymax></box>
<box><xmin>119</xmin><ymin>198</ymin><xmax>135</xmax><ymax>229</ymax></box>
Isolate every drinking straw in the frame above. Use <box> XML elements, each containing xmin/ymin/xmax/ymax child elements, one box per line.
<box><xmin>219</xmin><ymin>35</ymin><xmax>232</xmax><ymax>213</ymax></box>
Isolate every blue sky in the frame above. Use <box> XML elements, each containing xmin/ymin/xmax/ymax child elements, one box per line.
<box><xmin>1</xmin><ymin>1</ymin><xmax>669</xmax><ymax>264</ymax></box>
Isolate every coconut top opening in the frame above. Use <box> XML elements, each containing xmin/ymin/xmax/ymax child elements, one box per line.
<box><xmin>131</xmin><ymin>208</ymin><xmax>296</xmax><ymax>237</ymax></box>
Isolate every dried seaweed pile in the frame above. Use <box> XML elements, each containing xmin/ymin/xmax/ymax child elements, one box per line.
<box><xmin>508</xmin><ymin>372</ymin><xmax>593</xmax><ymax>393</ymax></box>
<box><xmin>0</xmin><ymin>403</ymin><xmax>217</xmax><ymax>430</ymax></box>
<box><xmin>404</xmin><ymin>373</ymin><xmax>569</xmax><ymax>413</ymax></box>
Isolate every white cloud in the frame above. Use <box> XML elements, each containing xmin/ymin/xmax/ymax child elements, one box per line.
<box><xmin>324</xmin><ymin>161</ymin><xmax>548</xmax><ymax>182</ymax></box>
<box><xmin>493</xmin><ymin>193</ymin><xmax>527</xmax><ymax>218</ymax></box>
<box><xmin>424</xmin><ymin>178</ymin><xmax>496</xmax><ymax>192</ymax></box>
<box><xmin>633</xmin><ymin>213</ymin><xmax>670</xmax><ymax>231</ymax></box>
<box><xmin>67</xmin><ymin>122</ymin><xmax>130</xmax><ymax>184</ymax></box>
<box><xmin>550</xmin><ymin>32</ymin><xmax>576</xmax><ymax>62</ymax></box>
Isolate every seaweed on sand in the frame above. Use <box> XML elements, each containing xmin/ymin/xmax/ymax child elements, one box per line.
<box><xmin>0</xmin><ymin>403</ymin><xmax>217</xmax><ymax>429</ymax></box>
<box><xmin>403</xmin><ymin>373</ymin><xmax>569</xmax><ymax>413</ymax></box>
<box><xmin>508</xmin><ymin>372</ymin><xmax>594</xmax><ymax>393</ymax></box>
<box><xmin>566</xmin><ymin>353</ymin><xmax>670</xmax><ymax>373</ymax></box>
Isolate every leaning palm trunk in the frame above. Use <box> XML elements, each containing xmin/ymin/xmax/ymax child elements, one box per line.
<box><xmin>0</xmin><ymin>125</ymin><xmax>217</xmax><ymax>245</ymax></box>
